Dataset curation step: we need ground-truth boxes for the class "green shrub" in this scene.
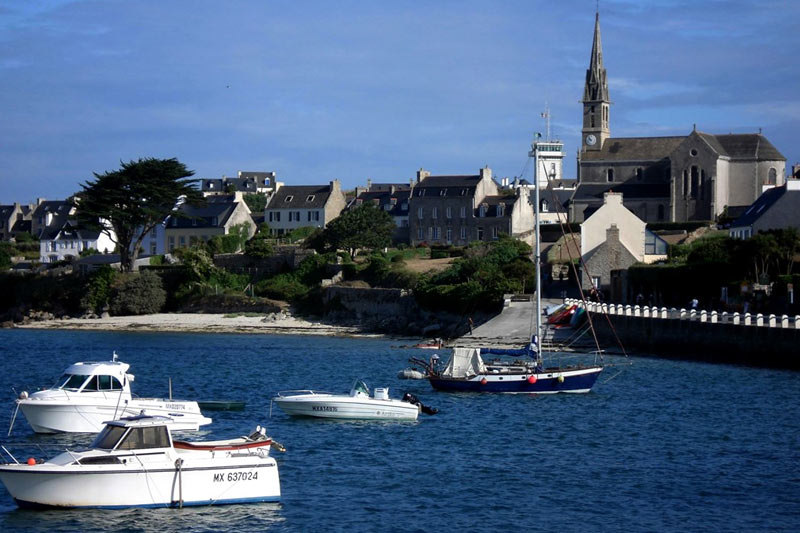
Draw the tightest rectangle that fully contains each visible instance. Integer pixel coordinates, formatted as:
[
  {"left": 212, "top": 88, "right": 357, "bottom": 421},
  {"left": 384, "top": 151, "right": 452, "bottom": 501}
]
[
  {"left": 109, "top": 270, "right": 166, "bottom": 315},
  {"left": 80, "top": 266, "right": 117, "bottom": 313}
]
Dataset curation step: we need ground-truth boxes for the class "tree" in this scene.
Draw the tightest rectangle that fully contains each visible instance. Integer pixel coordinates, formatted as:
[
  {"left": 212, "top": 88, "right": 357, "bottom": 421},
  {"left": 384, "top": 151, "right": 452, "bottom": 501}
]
[
  {"left": 319, "top": 204, "right": 395, "bottom": 258},
  {"left": 75, "top": 157, "right": 203, "bottom": 272},
  {"left": 245, "top": 223, "right": 274, "bottom": 258}
]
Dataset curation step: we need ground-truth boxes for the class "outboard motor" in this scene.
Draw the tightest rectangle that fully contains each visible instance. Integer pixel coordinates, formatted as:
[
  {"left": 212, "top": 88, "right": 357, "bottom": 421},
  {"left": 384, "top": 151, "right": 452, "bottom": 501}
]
[{"left": 401, "top": 392, "right": 438, "bottom": 415}]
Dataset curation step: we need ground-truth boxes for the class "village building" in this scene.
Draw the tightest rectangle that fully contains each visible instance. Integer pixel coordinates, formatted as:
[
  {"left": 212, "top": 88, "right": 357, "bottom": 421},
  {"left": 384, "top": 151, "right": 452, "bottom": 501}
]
[
  {"left": 349, "top": 179, "right": 413, "bottom": 244},
  {"left": 164, "top": 193, "right": 255, "bottom": 252},
  {"left": 729, "top": 180, "right": 800, "bottom": 239},
  {"left": 264, "top": 180, "right": 346, "bottom": 236}
]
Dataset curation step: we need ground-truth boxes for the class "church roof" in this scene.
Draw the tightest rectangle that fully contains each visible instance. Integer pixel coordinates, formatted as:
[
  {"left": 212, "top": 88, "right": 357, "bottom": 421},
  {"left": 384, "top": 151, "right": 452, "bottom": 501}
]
[
  {"left": 699, "top": 133, "right": 785, "bottom": 161},
  {"left": 582, "top": 136, "right": 685, "bottom": 162},
  {"left": 573, "top": 182, "right": 670, "bottom": 201}
]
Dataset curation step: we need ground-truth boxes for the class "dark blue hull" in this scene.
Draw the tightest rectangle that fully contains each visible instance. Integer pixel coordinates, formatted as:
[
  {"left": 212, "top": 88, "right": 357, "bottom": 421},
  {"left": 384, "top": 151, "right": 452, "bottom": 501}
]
[{"left": 429, "top": 366, "right": 602, "bottom": 394}]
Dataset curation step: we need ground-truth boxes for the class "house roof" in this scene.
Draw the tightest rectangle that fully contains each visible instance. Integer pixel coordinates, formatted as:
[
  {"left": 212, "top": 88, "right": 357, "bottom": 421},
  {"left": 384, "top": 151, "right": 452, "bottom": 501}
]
[
  {"left": 476, "top": 194, "right": 516, "bottom": 217},
  {"left": 169, "top": 199, "right": 238, "bottom": 229},
  {"left": 351, "top": 189, "right": 410, "bottom": 217},
  {"left": 268, "top": 185, "right": 333, "bottom": 209},
  {"left": 32, "top": 200, "right": 74, "bottom": 239},
  {"left": 730, "top": 183, "right": 800, "bottom": 229},
  {"left": 414, "top": 175, "right": 481, "bottom": 197},
  {"left": 582, "top": 136, "right": 685, "bottom": 162}
]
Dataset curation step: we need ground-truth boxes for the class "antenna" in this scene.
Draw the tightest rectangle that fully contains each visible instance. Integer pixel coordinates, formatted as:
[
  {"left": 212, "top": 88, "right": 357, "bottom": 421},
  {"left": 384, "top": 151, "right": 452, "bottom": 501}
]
[{"left": 540, "top": 104, "right": 551, "bottom": 141}]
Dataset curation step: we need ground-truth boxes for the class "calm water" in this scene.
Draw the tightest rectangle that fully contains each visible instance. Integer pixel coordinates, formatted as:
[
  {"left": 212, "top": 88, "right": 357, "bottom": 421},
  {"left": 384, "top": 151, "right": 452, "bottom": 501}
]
[{"left": 0, "top": 329, "right": 797, "bottom": 532}]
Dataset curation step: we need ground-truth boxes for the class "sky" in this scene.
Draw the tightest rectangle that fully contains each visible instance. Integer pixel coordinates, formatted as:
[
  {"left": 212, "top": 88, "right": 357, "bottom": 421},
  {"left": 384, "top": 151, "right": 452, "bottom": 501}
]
[{"left": 1, "top": 0, "right": 798, "bottom": 204}]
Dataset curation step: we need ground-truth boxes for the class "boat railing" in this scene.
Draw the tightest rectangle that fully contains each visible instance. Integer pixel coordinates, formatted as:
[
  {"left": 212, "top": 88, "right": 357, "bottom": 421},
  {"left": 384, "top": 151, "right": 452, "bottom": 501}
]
[{"left": 273, "top": 389, "right": 334, "bottom": 397}]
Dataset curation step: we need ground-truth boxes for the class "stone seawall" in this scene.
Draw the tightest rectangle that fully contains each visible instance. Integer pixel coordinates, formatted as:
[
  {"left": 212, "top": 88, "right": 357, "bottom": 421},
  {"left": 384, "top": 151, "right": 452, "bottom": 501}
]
[{"left": 570, "top": 299, "right": 800, "bottom": 369}]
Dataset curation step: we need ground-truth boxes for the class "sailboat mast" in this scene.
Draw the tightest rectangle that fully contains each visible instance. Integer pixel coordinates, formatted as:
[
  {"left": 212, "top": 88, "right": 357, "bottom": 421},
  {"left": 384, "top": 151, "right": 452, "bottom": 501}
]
[{"left": 528, "top": 139, "right": 541, "bottom": 353}]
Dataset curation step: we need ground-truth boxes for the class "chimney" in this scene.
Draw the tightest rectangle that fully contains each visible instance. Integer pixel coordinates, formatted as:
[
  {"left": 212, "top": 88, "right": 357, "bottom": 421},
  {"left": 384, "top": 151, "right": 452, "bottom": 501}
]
[
  {"left": 366, "top": 178, "right": 372, "bottom": 190},
  {"left": 330, "top": 179, "right": 341, "bottom": 194},
  {"left": 479, "top": 166, "right": 492, "bottom": 180},
  {"left": 607, "top": 224, "right": 621, "bottom": 266},
  {"left": 603, "top": 191, "right": 623, "bottom": 206},
  {"left": 416, "top": 168, "right": 431, "bottom": 183}
]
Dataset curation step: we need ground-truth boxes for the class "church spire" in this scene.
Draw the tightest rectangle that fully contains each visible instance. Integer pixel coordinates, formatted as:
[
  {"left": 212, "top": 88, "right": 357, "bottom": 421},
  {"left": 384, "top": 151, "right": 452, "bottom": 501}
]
[
  {"left": 583, "top": 12, "right": 608, "bottom": 102},
  {"left": 581, "top": 11, "right": 610, "bottom": 152}
]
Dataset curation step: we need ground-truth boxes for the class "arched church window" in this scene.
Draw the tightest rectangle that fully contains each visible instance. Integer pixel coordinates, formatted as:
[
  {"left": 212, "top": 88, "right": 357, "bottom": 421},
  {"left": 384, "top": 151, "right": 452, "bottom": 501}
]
[
  {"left": 607, "top": 169, "right": 614, "bottom": 182},
  {"left": 658, "top": 204, "right": 665, "bottom": 221},
  {"left": 767, "top": 168, "right": 777, "bottom": 185},
  {"left": 636, "top": 168, "right": 643, "bottom": 181}
]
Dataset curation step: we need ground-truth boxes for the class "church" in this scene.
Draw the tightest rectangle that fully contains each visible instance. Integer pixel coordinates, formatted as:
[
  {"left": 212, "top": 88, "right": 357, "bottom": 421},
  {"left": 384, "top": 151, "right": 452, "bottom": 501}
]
[{"left": 570, "top": 14, "right": 786, "bottom": 224}]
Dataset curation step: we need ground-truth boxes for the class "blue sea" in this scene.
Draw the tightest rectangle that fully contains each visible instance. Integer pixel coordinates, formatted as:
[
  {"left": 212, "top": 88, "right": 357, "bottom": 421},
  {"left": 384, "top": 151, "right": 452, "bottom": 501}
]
[{"left": 0, "top": 329, "right": 797, "bottom": 532}]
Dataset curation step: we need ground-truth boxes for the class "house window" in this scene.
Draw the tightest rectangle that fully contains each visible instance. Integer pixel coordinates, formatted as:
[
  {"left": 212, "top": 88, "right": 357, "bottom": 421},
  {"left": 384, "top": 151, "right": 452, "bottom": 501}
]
[
  {"left": 446, "top": 207, "right": 452, "bottom": 219},
  {"left": 306, "top": 195, "right": 315, "bottom": 202},
  {"left": 432, "top": 207, "right": 438, "bottom": 219},
  {"left": 428, "top": 227, "right": 433, "bottom": 240},
  {"left": 440, "top": 189, "right": 447, "bottom": 196},
  {"left": 542, "top": 200, "right": 549, "bottom": 213},
  {"left": 418, "top": 207, "right": 423, "bottom": 219},
  {"left": 315, "top": 211, "right": 320, "bottom": 222},
  {"left": 150, "top": 243, "right": 157, "bottom": 255},
  {"left": 460, "top": 189, "right": 467, "bottom": 196},
  {"left": 307, "top": 211, "right": 312, "bottom": 222},
  {"left": 418, "top": 189, "right": 426, "bottom": 197},
  {"left": 446, "top": 228, "right": 452, "bottom": 243},
  {"left": 433, "top": 227, "right": 441, "bottom": 240},
  {"left": 285, "top": 196, "right": 293, "bottom": 202},
  {"left": 460, "top": 227, "right": 466, "bottom": 240},
  {"left": 460, "top": 206, "right": 466, "bottom": 218},
  {"left": 492, "top": 227, "right": 499, "bottom": 240},
  {"left": 479, "top": 205, "right": 487, "bottom": 217},
  {"left": 275, "top": 212, "right": 281, "bottom": 222},
  {"left": 477, "top": 227, "right": 484, "bottom": 240},
  {"left": 607, "top": 169, "right": 614, "bottom": 182},
  {"left": 497, "top": 204, "right": 504, "bottom": 217},
  {"left": 179, "top": 236, "right": 186, "bottom": 247},
  {"left": 418, "top": 227, "right": 424, "bottom": 240},
  {"left": 636, "top": 168, "right": 643, "bottom": 180}
]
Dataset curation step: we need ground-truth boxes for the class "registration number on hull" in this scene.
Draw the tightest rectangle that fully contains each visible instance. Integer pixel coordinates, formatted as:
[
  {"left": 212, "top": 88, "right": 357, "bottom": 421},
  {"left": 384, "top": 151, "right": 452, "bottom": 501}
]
[{"left": 213, "top": 471, "right": 258, "bottom": 482}]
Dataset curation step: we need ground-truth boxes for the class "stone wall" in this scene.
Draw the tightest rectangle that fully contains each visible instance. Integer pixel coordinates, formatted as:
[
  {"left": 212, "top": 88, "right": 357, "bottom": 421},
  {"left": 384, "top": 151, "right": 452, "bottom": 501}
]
[
  {"left": 213, "top": 247, "right": 316, "bottom": 277},
  {"left": 565, "top": 298, "right": 800, "bottom": 369}
]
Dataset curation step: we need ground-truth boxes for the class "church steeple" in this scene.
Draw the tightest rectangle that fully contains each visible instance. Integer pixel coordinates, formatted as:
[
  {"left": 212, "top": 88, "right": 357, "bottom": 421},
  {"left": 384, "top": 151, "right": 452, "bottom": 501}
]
[{"left": 582, "top": 11, "right": 610, "bottom": 152}]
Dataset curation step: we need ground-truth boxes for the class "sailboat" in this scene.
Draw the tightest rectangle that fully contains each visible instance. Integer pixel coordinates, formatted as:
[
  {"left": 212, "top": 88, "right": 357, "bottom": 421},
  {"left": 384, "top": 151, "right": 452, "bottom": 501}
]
[{"left": 410, "top": 131, "right": 604, "bottom": 394}]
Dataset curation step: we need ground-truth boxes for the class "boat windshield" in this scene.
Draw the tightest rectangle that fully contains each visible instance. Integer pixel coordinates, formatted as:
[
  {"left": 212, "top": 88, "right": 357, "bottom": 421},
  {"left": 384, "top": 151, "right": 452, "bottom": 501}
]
[
  {"left": 81, "top": 375, "right": 123, "bottom": 392},
  {"left": 56, "top": 374, "right": 89, "bottom": 391},
  {"left": 350, "top": 380, "right": 369, "bottom": 396},
  {"left": 91, "top": 425, "right": 128, "bottom": 450}
]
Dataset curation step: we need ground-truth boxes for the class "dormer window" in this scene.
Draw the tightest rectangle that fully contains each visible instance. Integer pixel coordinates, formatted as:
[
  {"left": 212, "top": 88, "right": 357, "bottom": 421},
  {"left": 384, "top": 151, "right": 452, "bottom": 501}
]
[
  {"left": 418, "top": 189, "right": 426, "bottom": 197},
  {"left": 460, "top": 189, "right": 467, "bottom": 196},
  {"left": 285, "top": 196, "right": 293, "bottom": 202},
  {"left": 209, "top": 183, "right": 215, "bottom": 189},
  {"left": 542, "top": 200, "right": 549, "bottom": 213},
  {"left": 390, "top": 198, "right": 397, "bottom": 205},
  {"left": 479, "top": 204, "right": 487, "bottom": 217},
  {"left": 440, "top": 189, "right": 447, "bottom": 196},
  {"left": 306, "top": 195, "right": 315, "bottom": 202},
  {"left": 497, "top": 204, "right": 505, "bottom": 217}
]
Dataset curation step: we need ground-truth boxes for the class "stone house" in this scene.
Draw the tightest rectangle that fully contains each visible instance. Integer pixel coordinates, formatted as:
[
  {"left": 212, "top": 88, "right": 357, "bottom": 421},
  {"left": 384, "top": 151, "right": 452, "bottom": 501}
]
[
  {"left": 349, "top": 180, "right": 413, "bottom": 244},
  {"left": 164, "top": 193, "right": 256, "bottom": 252},
  {"left": 408, "top": 167, "right": 535, "bottom": 246},
  {"left": 729, "top": 180, "right": 800, "bottom": 239},
  {"left": 581, "top": 192, "right": 667, "bottom": 293},
  {"left": 264, "top": 180, "right": 346, "bottom": 236},
  {"left": 0, "top": 202, "right": 33, "bottom": 241}
]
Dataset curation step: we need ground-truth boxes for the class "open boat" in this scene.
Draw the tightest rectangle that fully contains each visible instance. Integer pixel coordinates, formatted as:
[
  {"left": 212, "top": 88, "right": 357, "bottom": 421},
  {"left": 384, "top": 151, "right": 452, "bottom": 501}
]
[
  {"left": 409, "top": 135, "right": 605, "bottom": 394},
  {"left": 11, "top": 353, "right": 212, "bottom": 434},
  {"left": 0, "top": 415, "right": 283, "bottom": 509},
  {"left": 272, "top": 380, "right": 435, "bottom": 420}
]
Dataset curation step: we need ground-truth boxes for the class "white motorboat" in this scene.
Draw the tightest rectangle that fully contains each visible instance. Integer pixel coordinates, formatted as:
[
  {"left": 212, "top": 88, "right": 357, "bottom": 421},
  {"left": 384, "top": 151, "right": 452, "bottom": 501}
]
[
  {"left": 0, "top": 415, "right": 283, "bottom": 509},
  {"left": 11, "top": 353, "right": 212, "bottom": 434},
  {"left": 273, "top": 380, "right": 433, "bottom": 421}
]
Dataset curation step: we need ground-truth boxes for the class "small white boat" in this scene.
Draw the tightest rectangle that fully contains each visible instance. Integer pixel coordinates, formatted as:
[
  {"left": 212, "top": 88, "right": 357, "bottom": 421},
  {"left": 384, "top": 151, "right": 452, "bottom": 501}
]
[
  {"left": 0, "top": 415, "right": 282, "bottom": 509},
  {"left": 11, "top": 353, "right": 212, "bottom": 434},
  {"left": 273, "top": 380, "right": 422, "bottom": 421}
]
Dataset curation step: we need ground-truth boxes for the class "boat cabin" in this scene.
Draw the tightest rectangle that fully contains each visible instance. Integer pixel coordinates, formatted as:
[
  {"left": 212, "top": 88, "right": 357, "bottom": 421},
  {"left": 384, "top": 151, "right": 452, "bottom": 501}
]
[
  {"left": 90, "top": 416, "right": 173, "bottom": 451},
  {"left": 53, "top": 360, "right": 133, "bottom": 394}
]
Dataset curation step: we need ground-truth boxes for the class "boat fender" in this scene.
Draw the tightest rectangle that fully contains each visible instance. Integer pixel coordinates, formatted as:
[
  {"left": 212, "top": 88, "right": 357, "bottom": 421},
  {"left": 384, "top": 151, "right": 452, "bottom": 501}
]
[
  {"left": 27, "top": 457, "right": 36, "bottom": 466},
  {"left": 527, "top": 375, "right": 537, "bottom": 384},
  {"left": 557, "top": 375, "right": 565, "bottom": 383},
  {"left": 18, "top": 391, "right": 28, "bottom": 400},
  {"left": 480, "top": 378, "right": 488, "bottom": 385}
]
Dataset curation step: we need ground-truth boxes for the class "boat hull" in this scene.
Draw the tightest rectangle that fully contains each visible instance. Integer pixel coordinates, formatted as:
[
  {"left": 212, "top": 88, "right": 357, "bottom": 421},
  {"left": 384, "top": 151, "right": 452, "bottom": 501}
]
[
  {"left": 274, "top": 395, "right": 419, "bottom": 420},
  {"left": 18, "top": 398, "right": 211, "bottom": 434},
  {"left": 0, "top": 457, "right": 280, "bottom": 509},
  {"left": 429, "top": 366, "right": 603, "bottom": 394}
]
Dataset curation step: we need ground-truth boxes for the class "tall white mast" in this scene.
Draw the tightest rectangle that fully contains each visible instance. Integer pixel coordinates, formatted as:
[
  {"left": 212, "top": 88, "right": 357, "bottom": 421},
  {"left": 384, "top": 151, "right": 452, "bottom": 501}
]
[{"left": 528, "top": 139, "right": 541, "bottom": 355}]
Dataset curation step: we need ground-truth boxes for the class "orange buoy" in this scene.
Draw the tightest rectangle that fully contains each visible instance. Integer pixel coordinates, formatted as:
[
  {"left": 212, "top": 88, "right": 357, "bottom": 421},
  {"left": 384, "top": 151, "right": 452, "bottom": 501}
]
[
  {"left": 527, "top": 375, "right": 537, "bottom": 384},
  {"left": 27, "top": 458, "right": 36, "bottom": 466},
  {"left": 480, "top": 378, "right": 488, "bottom": 385}
]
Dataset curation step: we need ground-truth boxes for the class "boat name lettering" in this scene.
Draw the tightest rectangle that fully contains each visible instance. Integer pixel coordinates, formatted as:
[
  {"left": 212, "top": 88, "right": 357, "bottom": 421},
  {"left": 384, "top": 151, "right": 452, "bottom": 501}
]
[
  {"left": 312, "top": 405, "right": 338, "bottom": 412},
  {"left": 213, "top": 471, "right": 258, "bottom": 482},
  {"left": 165, "top": 403, "right": 185, "bottom": 410}
]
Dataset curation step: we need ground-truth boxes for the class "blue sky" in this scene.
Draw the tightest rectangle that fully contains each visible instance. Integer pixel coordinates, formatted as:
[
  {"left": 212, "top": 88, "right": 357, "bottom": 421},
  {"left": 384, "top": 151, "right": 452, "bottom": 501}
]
[{"left": 1, "top": 0, "right": 798, "bottom": 203}]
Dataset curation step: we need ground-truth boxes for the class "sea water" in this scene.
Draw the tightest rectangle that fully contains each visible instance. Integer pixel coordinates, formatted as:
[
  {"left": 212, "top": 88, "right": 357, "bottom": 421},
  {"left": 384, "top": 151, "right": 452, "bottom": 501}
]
[{"left": 0, "top": 329, "right": 797, "bottom": 532}]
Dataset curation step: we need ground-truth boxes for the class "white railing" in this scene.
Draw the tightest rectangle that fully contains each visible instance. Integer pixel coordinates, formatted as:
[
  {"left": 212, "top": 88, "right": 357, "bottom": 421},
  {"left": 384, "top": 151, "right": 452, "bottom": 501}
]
[{"left": 563, "top": 298, "right": 798, "bottom": 329}]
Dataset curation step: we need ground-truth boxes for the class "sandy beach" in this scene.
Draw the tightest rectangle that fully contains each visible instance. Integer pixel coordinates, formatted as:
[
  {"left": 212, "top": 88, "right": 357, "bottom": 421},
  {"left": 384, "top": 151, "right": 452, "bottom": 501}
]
[{"left": 15, "top": 313, "right": 369, "bottom": 337}]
